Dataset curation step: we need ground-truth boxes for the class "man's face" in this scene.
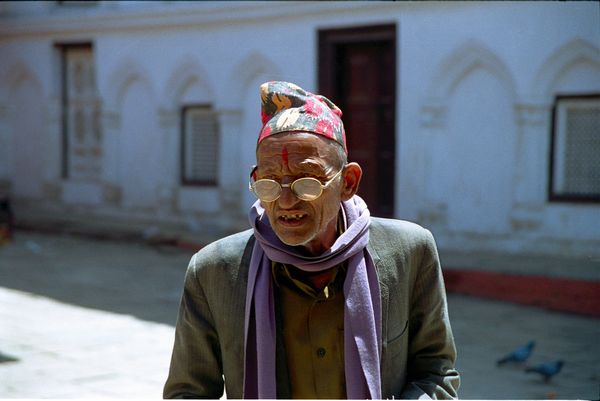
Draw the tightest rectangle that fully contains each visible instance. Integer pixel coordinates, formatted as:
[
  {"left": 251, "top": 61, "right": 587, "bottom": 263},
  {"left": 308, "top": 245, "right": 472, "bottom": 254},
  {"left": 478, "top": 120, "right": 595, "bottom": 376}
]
[{"left": 255, "top": 132, "right": 345, "bottom": 255}]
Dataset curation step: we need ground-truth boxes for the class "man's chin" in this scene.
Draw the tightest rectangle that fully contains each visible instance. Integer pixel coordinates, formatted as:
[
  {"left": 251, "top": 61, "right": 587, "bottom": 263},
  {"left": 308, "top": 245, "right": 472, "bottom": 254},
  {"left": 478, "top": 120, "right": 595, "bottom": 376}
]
[
  {"left": 274, "top": 230, "right": 313, "bottom": 248},
  {"left": 278, "top": 236, "right": 311, "bottom": 247}
]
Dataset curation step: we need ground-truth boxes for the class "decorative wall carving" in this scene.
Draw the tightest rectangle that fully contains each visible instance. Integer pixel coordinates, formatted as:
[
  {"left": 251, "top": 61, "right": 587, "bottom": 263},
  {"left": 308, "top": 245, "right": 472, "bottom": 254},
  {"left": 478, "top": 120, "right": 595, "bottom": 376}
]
[
  {"left": 105, "top": 58, "right": 154, "bottom": 111},
  {"left": 419, "top": 102, "right": 447, "bottom": 128},
  {"left": 514, "top": 103, "right": 549, "bottom": 127},
  {"left": 226, "top": 51, "right": 282, "bottom": 109},
  {"left": 421, "top": 41, "right": 517, "bottom": 130},
  {"left": 532, "top": 38, "right": 600, "bottom": 98},
  {"left": 163, "top": 56, "right": 214, "bottom": 109}
]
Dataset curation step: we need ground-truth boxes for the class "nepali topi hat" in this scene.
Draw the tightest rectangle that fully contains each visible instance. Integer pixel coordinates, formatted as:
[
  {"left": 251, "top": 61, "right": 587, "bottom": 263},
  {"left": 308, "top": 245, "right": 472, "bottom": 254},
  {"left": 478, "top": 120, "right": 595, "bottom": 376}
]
[{"left": 257, "top": 81, "right": 347, "bottom": 154}]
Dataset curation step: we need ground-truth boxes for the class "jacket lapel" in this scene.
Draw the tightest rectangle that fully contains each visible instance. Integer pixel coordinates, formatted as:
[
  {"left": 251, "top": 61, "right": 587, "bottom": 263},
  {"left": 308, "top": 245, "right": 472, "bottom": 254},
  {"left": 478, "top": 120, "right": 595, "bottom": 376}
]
[{"left": 367, "top": 241, "right": 390, "bottom": 357}]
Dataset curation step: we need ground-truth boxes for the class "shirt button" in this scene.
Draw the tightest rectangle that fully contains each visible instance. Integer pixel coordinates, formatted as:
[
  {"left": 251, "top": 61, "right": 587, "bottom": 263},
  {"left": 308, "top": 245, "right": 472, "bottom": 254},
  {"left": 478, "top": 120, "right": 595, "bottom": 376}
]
[{"left": 317, "top": 347, "right": 326, "bottom": 358}]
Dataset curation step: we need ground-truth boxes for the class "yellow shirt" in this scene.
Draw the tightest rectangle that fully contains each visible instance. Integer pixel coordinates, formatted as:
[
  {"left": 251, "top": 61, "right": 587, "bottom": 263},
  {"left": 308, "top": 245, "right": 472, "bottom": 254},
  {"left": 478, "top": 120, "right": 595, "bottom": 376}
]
[{"left": 273, "top": 262, "right": 347, "bottom": 399}]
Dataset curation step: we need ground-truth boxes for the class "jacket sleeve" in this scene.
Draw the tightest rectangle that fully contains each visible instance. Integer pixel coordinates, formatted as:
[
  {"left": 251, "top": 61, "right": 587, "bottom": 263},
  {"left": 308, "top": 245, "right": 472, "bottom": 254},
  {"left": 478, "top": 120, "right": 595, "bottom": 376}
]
[
  {"left": 400, "top": 229, "right": 460, "bottom": 399},
  {"left": 163, "top": 253, "right": 225, "bottom": 399}
]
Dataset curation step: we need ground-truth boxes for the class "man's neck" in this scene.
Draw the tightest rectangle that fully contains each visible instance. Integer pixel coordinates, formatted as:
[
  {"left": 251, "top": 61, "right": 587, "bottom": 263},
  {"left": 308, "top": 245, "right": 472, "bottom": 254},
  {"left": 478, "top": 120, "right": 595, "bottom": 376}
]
[
  {"left": 291, "top": 268, "right": 336, "bottom": 292},
  {"left": 298, "top": 209, "right": 346, "bottom": 256}
]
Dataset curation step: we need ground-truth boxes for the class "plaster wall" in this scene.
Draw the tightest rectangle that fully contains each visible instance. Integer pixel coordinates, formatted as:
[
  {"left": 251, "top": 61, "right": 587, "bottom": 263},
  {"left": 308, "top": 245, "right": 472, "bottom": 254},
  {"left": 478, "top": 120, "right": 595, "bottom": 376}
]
[{"left": 0, "top": 1, "right": 598, "bottom": 256}]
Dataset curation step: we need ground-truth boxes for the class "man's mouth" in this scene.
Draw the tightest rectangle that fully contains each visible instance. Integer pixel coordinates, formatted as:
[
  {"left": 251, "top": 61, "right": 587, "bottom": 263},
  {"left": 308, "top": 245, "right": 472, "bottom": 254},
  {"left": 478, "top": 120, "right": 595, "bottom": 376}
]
[
  {"left": 278, "top": 213, "right": 308, "bottom": 225},
  {"left": 280, "top": 213, "right": 305, "bottom": 221}
]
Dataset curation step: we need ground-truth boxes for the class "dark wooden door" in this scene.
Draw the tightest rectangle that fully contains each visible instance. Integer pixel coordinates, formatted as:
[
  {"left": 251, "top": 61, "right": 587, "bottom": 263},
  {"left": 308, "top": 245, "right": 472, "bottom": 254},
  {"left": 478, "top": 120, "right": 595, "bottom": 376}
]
[{"left": 319, "top": 25, "right": 396, "bottom": 217}]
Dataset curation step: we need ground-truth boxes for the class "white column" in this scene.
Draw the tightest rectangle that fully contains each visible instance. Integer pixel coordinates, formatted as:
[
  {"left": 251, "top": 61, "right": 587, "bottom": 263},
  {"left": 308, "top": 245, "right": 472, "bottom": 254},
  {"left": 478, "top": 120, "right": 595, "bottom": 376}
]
[
  {"left": 217, "top": 109, "right": 245, "bottom": 227},
  {"left": 417, "top": 100, "right": 449, "bottom": 228},
  {"left": 100, "top": 108, "right": 122, "bottom": 205},
  {"left": 157, "top": 107, "right": 179, "bottom": 214},
  {"left": 511, "top": 101, "right": 551, "bottom": 230},
  {"left": 41, "top": 96, "right": 63, "bottom": 202}
]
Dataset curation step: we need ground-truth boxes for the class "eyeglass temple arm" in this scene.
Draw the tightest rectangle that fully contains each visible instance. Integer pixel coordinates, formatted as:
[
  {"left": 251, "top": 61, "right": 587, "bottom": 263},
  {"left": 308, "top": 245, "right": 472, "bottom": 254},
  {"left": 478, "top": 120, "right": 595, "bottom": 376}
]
[{"left": 248, "top": 165, "right": 258, "bottom": 193}]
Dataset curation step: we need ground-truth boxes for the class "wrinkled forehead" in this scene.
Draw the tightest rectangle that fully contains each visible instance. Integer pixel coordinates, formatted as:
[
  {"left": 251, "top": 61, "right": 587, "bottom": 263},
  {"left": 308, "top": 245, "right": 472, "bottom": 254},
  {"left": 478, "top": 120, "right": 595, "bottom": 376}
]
[{"left": 256, "top": 132, "right": 340, "bottom": 166}]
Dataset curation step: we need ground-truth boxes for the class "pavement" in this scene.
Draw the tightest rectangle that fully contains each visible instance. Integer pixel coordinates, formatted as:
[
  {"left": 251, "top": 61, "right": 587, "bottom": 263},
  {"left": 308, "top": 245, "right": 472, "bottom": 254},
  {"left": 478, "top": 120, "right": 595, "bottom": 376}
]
[
  {"left": 1, "top": 229, "right": 599, "bottom": 399},
  {"left": 0, "top": 287, "right": 174, "bottom": 398}
]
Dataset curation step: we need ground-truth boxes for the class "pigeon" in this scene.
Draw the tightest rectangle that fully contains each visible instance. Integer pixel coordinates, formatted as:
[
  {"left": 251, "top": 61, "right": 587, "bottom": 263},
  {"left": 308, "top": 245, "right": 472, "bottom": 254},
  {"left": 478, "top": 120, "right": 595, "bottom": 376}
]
[
  {"left": 496, "top": 341, "right": 535, "bottom": 365},
  {"left": 526, "top": 360, "right": 564, "bottom": 382}
]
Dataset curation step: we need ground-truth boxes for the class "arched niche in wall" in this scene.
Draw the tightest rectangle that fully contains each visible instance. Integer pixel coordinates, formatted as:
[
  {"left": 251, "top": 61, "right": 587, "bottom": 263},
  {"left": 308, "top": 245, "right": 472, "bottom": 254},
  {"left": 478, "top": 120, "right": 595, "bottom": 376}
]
[
  {"left": 162, "top": 56, "right": 224, "bottom": 215},
  {"left": 106, "top": 59, "right": 160, "bottom": 210},
  {"left": 421, "top": 40, "right": 518, "bottom": 234},
  {"left": 163, "top": 56, "right": 214, "bottom": 109},
  {"left": 532, "top": 38, "right": 600, "bottom": 99},
  {"left": 422, "top": 40, "right": 518, "bottom": 127},
  {"left": 162, "top": 56, "right": 215, "bottom": 184},
  {"left": 1, "top": 61, "right": 46, "bottom": 199}
]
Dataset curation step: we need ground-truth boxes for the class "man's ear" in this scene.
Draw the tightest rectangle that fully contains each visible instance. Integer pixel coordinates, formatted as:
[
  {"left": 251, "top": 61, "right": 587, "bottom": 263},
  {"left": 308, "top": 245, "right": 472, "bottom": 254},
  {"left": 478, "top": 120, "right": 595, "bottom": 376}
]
[{"left": 340, "top": 162, "right": 362, "bottom": 201}]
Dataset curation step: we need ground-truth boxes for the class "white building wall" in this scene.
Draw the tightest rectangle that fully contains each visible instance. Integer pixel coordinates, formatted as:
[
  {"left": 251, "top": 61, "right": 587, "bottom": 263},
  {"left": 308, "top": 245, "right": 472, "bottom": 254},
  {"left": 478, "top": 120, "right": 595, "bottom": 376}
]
[{"left": 0, "top": 1, "right": 598, "bottom": 257}]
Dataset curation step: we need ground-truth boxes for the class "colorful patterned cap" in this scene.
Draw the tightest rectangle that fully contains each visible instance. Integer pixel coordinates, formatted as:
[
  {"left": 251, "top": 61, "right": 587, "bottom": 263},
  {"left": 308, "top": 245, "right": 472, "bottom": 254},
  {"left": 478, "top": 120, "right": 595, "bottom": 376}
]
[{"left": 257, "top": 81, "right": 347, "bottom": 154}]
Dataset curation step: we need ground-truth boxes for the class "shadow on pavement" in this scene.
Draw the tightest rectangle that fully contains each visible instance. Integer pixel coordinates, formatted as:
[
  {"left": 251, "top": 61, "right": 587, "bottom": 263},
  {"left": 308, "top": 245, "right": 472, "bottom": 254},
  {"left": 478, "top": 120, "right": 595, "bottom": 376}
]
[
  {"left": 0, "top": 231, "right": 195, "bottom": 326},
  {"left": 2, "top": 231, "right": 600, "bottom": 399}
]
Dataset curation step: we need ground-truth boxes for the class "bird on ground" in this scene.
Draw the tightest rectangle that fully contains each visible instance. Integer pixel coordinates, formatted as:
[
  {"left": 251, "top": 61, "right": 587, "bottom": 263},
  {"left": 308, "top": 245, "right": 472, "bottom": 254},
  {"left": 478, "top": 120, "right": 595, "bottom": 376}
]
[
  {"left": 496, "top": 341, "right": 535, "bottom": 365},
  {"left": 525, "top": 360, "right": 564, "bottom": 383}
]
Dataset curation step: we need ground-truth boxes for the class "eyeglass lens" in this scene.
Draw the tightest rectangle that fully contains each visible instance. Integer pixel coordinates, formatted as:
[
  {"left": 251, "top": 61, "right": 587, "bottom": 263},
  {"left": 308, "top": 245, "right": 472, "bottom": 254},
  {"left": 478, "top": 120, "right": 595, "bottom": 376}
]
[{"left": 253, "top": 177, "right": 323, "bottom": 202}]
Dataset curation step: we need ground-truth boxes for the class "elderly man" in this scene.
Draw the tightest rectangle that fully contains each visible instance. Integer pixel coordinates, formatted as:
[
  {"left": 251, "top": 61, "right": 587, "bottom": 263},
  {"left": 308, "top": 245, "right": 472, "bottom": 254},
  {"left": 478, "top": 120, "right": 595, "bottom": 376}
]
[{"left": 164, "top": 81, "right": 459, "bottom": 399}]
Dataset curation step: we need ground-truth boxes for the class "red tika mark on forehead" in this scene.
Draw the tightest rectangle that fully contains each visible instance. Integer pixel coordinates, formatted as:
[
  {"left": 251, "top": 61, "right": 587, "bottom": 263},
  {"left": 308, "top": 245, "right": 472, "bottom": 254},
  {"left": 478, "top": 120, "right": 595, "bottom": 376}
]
[{"left": 281, "top": 145, "right": 289, "bottom": 167}]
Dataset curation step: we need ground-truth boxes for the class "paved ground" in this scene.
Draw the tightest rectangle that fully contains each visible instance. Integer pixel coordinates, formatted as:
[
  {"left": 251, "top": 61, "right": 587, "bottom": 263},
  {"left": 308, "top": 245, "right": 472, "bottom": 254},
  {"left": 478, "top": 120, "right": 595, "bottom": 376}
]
[
  {"left": 0, "top": 287, "right": 174, "bottom": 398},
  {"left": 1, "top": 231, "right": 599, "bottom": 399}
]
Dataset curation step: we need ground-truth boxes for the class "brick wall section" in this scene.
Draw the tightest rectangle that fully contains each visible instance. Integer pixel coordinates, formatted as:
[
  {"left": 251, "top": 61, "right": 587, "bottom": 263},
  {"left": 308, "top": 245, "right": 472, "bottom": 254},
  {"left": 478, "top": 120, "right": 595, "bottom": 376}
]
[{"left": 443, "top": 269, "right": 600, "bottom": 318}]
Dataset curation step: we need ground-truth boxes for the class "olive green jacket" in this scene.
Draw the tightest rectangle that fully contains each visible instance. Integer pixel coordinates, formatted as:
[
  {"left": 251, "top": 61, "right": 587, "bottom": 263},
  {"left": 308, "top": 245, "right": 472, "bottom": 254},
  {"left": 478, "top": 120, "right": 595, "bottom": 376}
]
[{"left": 164, "top": 217, "right": 460, "bottom": 399}]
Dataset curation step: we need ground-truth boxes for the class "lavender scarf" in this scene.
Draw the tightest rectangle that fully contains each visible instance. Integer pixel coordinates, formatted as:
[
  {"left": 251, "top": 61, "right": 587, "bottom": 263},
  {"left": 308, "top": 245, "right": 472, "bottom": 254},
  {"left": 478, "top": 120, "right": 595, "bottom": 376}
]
[{"left": 243, "top": 195, "right": 382, "bottom": 399}]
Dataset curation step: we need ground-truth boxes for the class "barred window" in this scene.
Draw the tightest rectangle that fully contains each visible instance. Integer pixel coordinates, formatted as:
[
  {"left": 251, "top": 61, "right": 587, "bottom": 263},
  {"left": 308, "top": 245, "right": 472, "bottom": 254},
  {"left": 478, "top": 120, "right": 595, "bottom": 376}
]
[
  {"left": 549, "top": 94, "right": 600, "bottom": 202},
  {"left": 181, "top": 105, "right": 219, "bottom": 186}
]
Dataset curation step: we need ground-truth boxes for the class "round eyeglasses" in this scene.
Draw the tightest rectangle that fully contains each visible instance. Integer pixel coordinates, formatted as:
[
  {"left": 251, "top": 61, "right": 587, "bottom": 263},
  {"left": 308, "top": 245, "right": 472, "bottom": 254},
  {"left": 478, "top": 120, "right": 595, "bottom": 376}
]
[{"left": 249, "top": 166, "right": 345, "bottom": 202}]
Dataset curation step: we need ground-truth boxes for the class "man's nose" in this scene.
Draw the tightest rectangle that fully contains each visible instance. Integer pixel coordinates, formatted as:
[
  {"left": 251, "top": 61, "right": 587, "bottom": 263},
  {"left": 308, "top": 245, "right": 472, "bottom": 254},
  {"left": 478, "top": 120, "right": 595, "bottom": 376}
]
[{"left": 277, "top": 179, "right": 300, "bottom": 208}]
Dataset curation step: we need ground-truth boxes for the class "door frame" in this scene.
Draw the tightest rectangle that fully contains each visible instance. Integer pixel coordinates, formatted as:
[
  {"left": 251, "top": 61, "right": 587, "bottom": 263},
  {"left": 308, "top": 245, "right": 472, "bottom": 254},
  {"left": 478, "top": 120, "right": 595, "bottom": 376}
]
[
  {"left": 318, "top": 23, "right": 397, "bottom": 217},
  {"left": 318, "top": 24, "right": 396, "bottom": 97}
]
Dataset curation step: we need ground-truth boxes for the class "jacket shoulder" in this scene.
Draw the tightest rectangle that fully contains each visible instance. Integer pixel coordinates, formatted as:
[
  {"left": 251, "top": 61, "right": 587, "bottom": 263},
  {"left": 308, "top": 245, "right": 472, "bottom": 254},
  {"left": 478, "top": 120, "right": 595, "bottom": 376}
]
[
  {"left": 370, "top": 217, "right": 434, "bottom": 246},
  {"left": 188, "top": 229, "right": 254, "bottom": 278},
  {"left": 368, "top": 217, "right": 438, "bottom": 266}
]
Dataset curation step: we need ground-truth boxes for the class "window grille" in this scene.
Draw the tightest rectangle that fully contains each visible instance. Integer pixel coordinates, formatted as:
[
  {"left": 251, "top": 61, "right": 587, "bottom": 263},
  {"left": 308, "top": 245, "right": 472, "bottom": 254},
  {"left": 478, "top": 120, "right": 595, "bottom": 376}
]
[
  {"left": 550, "top": 94, "right": 600, "bottom": 202},
  {"left": 181, "top": 105, "right": 219, "bottom": 186}
]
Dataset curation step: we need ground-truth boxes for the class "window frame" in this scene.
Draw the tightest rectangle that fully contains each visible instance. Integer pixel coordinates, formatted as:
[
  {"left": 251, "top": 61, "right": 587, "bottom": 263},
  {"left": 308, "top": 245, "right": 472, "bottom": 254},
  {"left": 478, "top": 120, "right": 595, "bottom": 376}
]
[
  {"left": 548, "top": 93, "right": 600, "bottom": 203},
  {"left": 180, "top": 104, "right": 220, "bottom": 187}
]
